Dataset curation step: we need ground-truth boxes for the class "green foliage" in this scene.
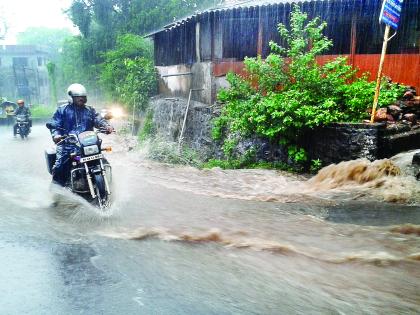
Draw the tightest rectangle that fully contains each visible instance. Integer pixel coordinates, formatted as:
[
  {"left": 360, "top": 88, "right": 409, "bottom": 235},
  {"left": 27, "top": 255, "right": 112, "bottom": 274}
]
[
  {"left": 46, "top": 62, "right": 58, "bottom": 106},
  {"left": 339, "top": 75, "right": 406, "bottom": 122},
  {"left": 214, "top": 5, "right": 405, "bottom": 167},
  {"left": 201, "top": 159, "right": 243, "bottom": 170},
  {"left": 202, "top": 159, "right": 297, "bottom": 172},
  {"left": 58, "top": 36, "right": 95, "bottom": 93},
  {"left": 287, "top": 145, "right": 308, "bottom": 164},
  {"left": 65, "top": 0, "right": 223, "bottom": 83},
  {"left": 100, "top": 34, "right": 156, "bottom": 110},
  {"left": 310, "top": 159, "right": 323, "bottom": 174},
  {"left": 59, "top": 0, "right": 225, "bottom": 107},
  {"left": 138, "top": 109, "right": 155, "bottom": 141},
  {"left": 115, "top": 57, "right": 157, "bottom": 112},
  {"left": 16, "top": 27, "right": 72, "bottom": 60},
  {"left": 30, "top": 105, "right": 55, "bottom": 119},
  {"left": 145, "top": 138, "right": 201, "bottom": 167}
]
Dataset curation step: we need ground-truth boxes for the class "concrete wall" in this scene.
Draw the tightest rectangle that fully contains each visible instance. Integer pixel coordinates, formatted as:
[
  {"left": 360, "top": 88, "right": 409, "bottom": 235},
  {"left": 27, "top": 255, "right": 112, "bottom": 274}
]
[{"left": 156, "top": 62, "right": 214, "bottom": 104}]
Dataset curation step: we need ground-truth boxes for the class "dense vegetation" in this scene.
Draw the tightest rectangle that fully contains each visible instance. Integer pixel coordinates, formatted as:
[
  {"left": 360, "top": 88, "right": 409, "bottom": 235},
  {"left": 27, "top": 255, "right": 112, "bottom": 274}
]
[
  {"left": 61, "top": 0, "right": 223, "bottom": 108},
  {"left": 16, "top": 0, "right": 224, "bottom": 111},
  {"left": 213, "top": 5, "right": 405, "bottom": 167}
]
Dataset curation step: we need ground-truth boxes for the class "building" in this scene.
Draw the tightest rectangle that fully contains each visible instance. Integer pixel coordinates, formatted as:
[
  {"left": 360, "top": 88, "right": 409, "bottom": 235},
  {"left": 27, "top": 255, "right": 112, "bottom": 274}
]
[
  {"left": 0, "top": 45, "right": 50, "bottom": 105},
  {"left": 148, "top": 0, "right": 420, "bottom": 104}
]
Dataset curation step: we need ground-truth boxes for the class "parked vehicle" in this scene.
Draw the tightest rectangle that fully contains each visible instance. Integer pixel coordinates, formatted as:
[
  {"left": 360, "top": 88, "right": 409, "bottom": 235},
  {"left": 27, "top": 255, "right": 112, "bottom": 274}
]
[
  {"left": 15, "top": 114, "right": 31, "bottom": 139},
  {"left": 45, "top": 123, "right": 113, "bottom": 210}
]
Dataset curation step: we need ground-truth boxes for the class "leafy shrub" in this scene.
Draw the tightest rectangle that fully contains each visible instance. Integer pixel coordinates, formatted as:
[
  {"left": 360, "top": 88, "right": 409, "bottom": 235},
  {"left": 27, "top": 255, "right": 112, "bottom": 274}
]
[
  {"left": 213, "top": 5, "right": 405, "bottom": 168},
  {"left": 31, "top": 105, "right": 55, "bottom": 118},
  {"left": 145, "top": 138, "right": 201, "bottom": 167},
  {"left": 138, "top": 109, "right": 155, "bottom": 141},
  {"left": 310, "top": 159, "right": 323, "bottom": 174},
  {"left": 99, "top": 34, "right": 157, "bottom": 111}
]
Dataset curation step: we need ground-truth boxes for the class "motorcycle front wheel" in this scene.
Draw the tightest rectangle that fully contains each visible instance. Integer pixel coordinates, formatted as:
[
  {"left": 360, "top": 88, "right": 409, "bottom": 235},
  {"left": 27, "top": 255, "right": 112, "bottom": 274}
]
[{"left": 93, "top": 173, "right": 110, "bottom": 210}]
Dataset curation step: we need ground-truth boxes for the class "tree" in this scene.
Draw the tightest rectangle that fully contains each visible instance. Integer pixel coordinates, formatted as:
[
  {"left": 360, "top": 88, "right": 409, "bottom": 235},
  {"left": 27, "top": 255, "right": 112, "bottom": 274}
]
[
  {"left": 0, "top": 4, "right": 8, "bottom": 40},
  {"left": 100, "top": 33, "right": 153, "bottom": 98},
  {"left": 100, "top": 34, "right": 156, "bottom": 110},
  {"left": 16, "top": 27, "right": 73, "bottom": 60},
  {"left": 62, "top": 0, "right": 225, "bottom": 105}
]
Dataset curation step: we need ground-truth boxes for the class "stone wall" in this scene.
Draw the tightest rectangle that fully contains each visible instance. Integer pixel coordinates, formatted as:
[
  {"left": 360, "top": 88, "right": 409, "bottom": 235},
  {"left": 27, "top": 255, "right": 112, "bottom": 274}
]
[
  {"left": 378, "top": 125, "right": 420, "bottom": 158},
  {"left": 151, "top": 97, "right": 216, "bottom": 158},
  {"left": 149, "top": 97, "right": 420, "bottom": 164},
  {"left": 301, "top": 123, "right": 383, "bottom": 165}
]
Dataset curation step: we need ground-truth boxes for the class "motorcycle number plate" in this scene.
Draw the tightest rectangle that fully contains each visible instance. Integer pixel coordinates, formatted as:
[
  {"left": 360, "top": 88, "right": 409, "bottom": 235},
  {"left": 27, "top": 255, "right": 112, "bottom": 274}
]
[{"left": 80, "top": 154, "right": 103, "bottom": 163}]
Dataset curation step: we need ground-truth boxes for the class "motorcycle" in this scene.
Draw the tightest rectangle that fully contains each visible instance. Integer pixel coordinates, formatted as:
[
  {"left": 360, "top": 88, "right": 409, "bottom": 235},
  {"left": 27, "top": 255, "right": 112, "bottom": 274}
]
[
  {"left": 15, "top": 114, "right": 31, "bottom": 139},
  {"left": 45, "top": 123, "right": 113, "bottom": 210}
]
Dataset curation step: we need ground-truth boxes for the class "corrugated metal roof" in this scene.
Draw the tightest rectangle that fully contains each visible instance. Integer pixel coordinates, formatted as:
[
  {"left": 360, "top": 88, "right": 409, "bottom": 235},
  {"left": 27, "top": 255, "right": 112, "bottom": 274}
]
[
  {"left": 218, "top": 0, "right": 296, "bottom": 8},
  {"left": 144, "top": 0, "right": 326, "bottom": 37}
]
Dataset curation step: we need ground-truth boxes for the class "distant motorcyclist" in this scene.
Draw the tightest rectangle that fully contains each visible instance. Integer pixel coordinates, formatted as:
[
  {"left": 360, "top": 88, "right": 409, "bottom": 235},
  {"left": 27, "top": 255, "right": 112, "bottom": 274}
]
[
  {"left": 48, "top": 83, "right": 113, "bottom": 186},
  {"left": 13, "top": 99, "right": 31, "bottom": 136}
]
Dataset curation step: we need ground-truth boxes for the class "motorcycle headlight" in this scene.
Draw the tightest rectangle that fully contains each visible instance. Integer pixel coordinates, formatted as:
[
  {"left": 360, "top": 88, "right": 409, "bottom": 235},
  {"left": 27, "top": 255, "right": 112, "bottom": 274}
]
[{"left": 83, "top": 145, "right": 99, "bottom": 156}]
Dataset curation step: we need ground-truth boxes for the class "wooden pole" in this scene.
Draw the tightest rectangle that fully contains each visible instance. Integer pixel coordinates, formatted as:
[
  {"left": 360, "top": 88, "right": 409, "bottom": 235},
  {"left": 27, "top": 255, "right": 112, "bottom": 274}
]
[
  {"left": 178, "top": 89, "right": 193, "bottom": 153},
  {"left": 196, "top": 22, "right": 201, "bottom": 63},
  {"left": 350, "top": 14, "right": 357, "bottom": 66},
  {"left": 370, "top": 25, "right": 391, "bottom": 123},
  {"left": 257, "top": 7, "right": 263, "bottom": 56},
  {"left": 178, "top": 88, "right": 204, "bottom": 153}
]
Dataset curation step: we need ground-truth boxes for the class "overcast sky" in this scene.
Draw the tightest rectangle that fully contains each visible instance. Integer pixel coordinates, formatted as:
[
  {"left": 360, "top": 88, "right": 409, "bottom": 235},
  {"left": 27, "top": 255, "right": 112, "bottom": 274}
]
[{"left": 1, "top": 0, "right": 77, "bottom": 44}]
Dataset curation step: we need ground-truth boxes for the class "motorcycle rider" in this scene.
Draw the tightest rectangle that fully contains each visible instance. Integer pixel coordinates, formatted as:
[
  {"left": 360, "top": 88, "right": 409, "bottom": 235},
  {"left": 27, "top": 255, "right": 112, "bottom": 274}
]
[
  {"left": 48, "top": 83, "right": 113, "bottom": 186},
  {"left": 13, "top": 99, "right": 31, "bottom": 136}
]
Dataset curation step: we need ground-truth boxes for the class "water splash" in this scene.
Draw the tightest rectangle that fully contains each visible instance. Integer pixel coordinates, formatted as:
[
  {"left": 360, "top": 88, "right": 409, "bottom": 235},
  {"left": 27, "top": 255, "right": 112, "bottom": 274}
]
[
  {"left": 100, "top": 226, "right": 420, "bottom": 266},
  {"left": 306, "top": 158, "right": 420, "bottom": 203}
]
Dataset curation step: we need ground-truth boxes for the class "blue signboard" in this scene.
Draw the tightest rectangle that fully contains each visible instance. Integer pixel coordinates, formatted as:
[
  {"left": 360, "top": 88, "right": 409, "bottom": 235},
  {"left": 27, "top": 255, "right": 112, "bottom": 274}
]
[{"left": 380, "top": 0, "right": 404, "bottom": 29}]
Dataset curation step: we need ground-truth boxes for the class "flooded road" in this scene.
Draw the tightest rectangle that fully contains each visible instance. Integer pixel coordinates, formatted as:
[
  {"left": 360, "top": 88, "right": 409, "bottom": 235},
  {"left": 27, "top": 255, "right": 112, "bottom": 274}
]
[{"left": 0, "top": 125, "right": 419, "bottom": 314}]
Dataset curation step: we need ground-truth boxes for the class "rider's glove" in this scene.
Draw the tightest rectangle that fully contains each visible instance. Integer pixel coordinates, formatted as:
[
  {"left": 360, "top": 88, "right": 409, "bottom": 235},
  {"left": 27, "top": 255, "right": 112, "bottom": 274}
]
[
  {"left": 53, "top": 135, "right": 63, "bottom": 144},
  {"left": 105, "top": 126, "right": 114, "bottom": 134}
]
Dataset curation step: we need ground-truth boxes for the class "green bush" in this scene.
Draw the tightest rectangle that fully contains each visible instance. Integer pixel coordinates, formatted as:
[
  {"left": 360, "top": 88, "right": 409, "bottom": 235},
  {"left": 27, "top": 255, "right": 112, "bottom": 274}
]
[
  {"left": 99, "top": 34, "right": 157, "bottom": 111},
  {"left": 145, "top": 138, "right": 201, "bottom": 167},
  {"left": 138, "top": 109, "right": 155, "bottom": 141},
  {"left": 213, "top": 5, "right": 405, "bottom": 168},
  {"left": 31, "top": 105, "right": 55, "bottom": 119}
]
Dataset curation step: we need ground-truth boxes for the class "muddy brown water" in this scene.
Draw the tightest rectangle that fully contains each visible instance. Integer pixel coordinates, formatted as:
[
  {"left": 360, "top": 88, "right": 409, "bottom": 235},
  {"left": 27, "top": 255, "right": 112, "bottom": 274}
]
[{"left": 0, "top": 125, "right": 419, "bottom": 314}]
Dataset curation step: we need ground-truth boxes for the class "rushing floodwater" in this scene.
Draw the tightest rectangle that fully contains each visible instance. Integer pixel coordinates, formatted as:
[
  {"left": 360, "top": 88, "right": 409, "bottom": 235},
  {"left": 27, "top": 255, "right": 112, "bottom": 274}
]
[{"left": 0, "top": 124, "right": 419, "bottom": 314}]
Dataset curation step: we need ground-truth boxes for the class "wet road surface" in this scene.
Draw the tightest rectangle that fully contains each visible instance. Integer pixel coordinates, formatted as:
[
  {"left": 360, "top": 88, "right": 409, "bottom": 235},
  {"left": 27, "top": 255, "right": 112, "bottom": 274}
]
[{"left": 0, "top": 125, "right": 419, "bottom": 314}]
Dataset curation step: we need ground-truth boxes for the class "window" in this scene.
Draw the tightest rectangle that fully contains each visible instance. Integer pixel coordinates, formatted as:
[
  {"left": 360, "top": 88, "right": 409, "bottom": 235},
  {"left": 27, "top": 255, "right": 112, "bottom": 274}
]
[{"left": 37, "top": 57, "right": 43, "bottom": 66}]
